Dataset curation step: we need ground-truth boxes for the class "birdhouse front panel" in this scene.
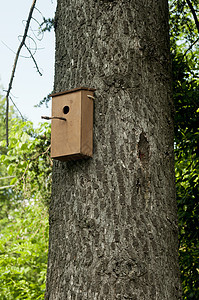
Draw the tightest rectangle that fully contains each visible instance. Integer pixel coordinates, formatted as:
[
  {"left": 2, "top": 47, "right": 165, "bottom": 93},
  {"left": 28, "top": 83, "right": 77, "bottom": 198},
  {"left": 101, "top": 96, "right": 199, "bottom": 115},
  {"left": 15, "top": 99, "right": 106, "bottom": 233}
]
[{"left": 50, "top": 87, "right": 95, "bottom": 161}]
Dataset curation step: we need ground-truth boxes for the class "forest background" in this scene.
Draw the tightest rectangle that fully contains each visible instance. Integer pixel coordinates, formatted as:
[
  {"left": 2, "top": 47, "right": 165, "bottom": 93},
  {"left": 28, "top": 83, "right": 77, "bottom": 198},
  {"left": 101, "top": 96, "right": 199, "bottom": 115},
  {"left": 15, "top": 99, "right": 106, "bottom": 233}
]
[{"left": 0, "top": 0, "right": 198, "bottom": 299}]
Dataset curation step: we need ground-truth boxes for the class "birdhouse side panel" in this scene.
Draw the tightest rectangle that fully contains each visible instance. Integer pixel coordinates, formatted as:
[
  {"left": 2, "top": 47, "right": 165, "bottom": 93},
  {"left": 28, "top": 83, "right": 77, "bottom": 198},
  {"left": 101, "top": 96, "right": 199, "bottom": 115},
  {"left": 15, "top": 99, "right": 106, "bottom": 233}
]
[{"left": 80, "top": 90, "right": 94, "bottom": 157}]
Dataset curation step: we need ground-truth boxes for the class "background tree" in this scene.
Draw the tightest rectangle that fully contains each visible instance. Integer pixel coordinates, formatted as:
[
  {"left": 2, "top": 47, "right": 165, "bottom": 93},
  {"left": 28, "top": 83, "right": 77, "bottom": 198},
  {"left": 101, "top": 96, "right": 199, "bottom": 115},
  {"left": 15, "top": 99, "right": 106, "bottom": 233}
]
[{"left": 45, "top": 0, "right": 181, "bottom": 299}]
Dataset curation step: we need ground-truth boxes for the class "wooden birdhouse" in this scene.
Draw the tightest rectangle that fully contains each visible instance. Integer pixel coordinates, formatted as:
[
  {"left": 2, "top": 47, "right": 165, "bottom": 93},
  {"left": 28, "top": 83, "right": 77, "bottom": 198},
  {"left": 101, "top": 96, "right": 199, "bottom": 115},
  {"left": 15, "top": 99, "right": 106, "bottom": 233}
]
[{"left": 49, "top": 87, "right": 95, "bottom": 161}]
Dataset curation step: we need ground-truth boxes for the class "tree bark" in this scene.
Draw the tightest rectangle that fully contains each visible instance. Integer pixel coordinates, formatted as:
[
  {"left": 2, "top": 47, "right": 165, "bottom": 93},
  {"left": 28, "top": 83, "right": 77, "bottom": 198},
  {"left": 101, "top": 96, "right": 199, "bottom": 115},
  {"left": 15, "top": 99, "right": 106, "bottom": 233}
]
[{"left": 45, "top": 0, "right": 182, "bottom": 299}]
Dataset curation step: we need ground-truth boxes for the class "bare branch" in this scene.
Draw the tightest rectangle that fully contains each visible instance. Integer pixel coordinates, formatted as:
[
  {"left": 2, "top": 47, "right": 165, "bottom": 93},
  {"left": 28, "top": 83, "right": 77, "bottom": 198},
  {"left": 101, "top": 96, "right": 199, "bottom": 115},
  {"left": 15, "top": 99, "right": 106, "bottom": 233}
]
[
  {"left": 18, "top": 34, "right": 38, "bottom": 56},
  {"left": 24, "top": 43, "right": 43, "bottom": 76},
  {"left": 6, "top": 0, "right": 37, "bottom": 146},
  {"left": 9, "top": 95, "right": 25, "bottom": 120},
  {"left": 186, "top": 0, "right": 199, "bottom": 34},
  {"left": 182, "top": 36, "right": 199, "bottom": 59},
  {"left": 2, "top": 39, "right": 37, "bottom": 59},
  {"left": 0, "top": 176, "right": 15, "bottom": 180},
  {"left": 0, "top": 185, "right": 15, "bottom": 190}
]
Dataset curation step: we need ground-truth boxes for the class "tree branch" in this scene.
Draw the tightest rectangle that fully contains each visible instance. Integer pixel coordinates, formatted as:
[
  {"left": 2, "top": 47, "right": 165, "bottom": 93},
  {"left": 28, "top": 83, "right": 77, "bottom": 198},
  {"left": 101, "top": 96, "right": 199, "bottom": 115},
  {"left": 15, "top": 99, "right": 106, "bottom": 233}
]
[
  {"left": 24, "top": 43, "right": 43, "bottom": 76},
  {"left": 186, "top": 0, "right": 199, "bottom": 34},
  {"left": 6, "top": 0, "right": 37, "bottom": 146},
  {"left": 0, "top": 185, "right": 15, "bottom": 190},
  {"left": 9, "top": 95, "right": 25, "bottom": 120},
  {"left": 182, "top": 36, "right": 199, "bottom": 58}
]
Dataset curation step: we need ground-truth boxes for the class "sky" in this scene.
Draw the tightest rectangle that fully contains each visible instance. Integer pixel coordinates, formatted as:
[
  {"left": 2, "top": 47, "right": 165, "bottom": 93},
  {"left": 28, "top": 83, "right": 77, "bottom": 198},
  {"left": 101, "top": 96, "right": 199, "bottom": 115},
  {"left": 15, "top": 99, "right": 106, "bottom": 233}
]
[{"left": 0, "top": 0, "right": 57, "bottom": 126}]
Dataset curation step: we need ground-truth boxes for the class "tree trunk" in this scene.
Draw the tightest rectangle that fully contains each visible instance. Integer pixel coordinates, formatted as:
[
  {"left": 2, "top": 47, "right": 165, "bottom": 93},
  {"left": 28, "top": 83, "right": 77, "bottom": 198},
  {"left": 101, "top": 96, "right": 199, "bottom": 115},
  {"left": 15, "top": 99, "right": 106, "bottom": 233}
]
[{"left": 45, "top": 0, "right": 182, "bottom": 299}]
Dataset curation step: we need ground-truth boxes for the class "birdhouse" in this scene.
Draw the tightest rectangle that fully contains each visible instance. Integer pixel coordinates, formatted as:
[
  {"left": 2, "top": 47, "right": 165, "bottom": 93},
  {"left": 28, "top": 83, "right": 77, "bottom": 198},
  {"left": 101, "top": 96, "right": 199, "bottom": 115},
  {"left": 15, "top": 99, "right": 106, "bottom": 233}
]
[{"left": 49, "top": 87, "right": 95, "bottom": 161}]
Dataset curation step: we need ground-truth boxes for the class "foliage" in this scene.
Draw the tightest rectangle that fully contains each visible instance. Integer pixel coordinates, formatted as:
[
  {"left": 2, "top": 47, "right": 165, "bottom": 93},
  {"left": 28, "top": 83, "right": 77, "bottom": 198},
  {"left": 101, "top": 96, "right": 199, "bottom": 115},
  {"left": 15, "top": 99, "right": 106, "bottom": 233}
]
[
  {"left": 0, "top": 92, "right": 51, "bottom": 299},
  {"left": 0, "top": 200, "right": 49, "bottom": 300},
  {"left": 40, "top": 17, "right": 55, "bottom": 33},
  {"left": 170, "top": 0, "right": 199, "bottom": 48},
  {"left": 0, "top": 119, "right": 52, "bottom": 206},
  {"left": 0, "top": 96, "right": 20, "bottom": 220},
  {"left": 34, "top": 92, "right": 52, "bottom": 108},
  {"left": 169, "top": 0, "right": 199, "bottom": 299}
]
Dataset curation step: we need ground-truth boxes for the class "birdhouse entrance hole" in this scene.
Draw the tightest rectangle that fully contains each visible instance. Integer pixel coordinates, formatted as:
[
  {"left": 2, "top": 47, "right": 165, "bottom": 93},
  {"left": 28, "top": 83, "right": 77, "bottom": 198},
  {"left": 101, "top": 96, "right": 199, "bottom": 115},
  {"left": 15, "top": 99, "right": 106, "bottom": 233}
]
[{"left": 63, "top": 106, "right": 70, "bottom": 114}]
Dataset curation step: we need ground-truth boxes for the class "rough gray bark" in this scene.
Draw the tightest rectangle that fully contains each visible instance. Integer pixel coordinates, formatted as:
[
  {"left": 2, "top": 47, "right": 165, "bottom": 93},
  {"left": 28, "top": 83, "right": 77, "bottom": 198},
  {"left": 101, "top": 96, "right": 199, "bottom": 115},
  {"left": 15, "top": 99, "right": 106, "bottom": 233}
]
[{"left": 45, "top": 0, "right": 182, "bottom": 299}]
